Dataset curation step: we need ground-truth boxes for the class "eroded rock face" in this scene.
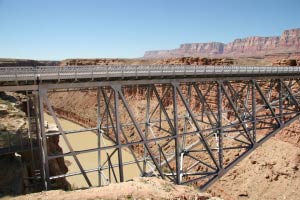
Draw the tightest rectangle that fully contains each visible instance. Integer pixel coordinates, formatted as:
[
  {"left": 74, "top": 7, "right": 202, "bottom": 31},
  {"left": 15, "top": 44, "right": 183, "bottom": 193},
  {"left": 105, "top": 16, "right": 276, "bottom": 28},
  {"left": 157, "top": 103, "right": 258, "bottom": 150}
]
[
  {"left": 177, "top": 42, "right": 225, "bottom": 56},
  {"left": 272, "top": 59, "right": 298, "bottom": 66},
  {"left": 144, "top": 28, "right": 300, "bottom": 58},
  {"left": 0, "top": 93, "right": 33, "bottom": 197},
  {"left": 47, "top": 135, "right": 71, "bottom": 190},
  {"left": 280, "top": 28, "right": 300, "bottom": 48},
  {"left": 224, "top": 36, "right": 280, "bottom": 56},
  {"left": 0, "top": 92, "right": 70, "bottom": 197},
  {"left": 144, "top": 43, "right": 226, "bottom": 58}
]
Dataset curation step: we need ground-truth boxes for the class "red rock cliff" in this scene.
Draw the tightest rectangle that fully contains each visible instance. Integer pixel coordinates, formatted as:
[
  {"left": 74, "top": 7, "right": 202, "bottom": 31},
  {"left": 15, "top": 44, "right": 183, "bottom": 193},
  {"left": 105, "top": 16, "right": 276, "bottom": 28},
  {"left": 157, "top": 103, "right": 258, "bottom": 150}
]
[{"left": 144, "top": 28, "right": 300, "bottom": 58}]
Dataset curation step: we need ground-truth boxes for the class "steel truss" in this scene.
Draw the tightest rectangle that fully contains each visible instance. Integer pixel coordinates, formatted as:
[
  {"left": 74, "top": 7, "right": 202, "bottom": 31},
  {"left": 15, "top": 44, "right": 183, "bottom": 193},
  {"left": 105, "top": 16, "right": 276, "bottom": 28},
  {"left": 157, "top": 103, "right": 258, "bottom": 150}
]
[{"left": 28, "top": 77, "right": 300, "bottom": 191}]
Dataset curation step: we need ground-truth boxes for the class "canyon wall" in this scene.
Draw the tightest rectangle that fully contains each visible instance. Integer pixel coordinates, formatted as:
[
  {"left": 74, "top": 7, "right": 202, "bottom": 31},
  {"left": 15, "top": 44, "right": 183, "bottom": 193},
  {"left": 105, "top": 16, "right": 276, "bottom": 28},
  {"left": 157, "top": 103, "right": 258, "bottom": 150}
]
[
  {"left": 144, "top": 28, "right": 300, "bottom": 59},
  {"left": 145, "top": 42, "right": 225, "bottom": 58}
]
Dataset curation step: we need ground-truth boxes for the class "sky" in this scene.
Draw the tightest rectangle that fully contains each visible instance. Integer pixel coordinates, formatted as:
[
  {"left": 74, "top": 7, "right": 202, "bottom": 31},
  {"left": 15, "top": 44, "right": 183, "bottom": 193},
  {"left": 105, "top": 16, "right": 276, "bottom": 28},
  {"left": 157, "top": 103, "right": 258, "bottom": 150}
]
[{"left": 0, "top": 0, "right": 299, "bottom": 60}]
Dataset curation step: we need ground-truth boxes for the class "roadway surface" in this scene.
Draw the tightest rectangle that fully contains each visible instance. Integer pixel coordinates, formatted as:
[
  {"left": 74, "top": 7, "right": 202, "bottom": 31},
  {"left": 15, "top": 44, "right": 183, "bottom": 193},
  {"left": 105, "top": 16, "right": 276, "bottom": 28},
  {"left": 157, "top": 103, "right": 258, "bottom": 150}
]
[{"left": 1, "top": 65, "right": 300, "bottom": 83}]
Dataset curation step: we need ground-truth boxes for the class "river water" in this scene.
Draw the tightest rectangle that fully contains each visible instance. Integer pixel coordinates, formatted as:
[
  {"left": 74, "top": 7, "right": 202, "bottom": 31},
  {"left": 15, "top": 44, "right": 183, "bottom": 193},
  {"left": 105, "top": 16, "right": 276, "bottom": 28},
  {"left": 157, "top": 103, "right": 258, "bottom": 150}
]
[{"left": 44, "top": 113, "right": 141, "bottom": 188}]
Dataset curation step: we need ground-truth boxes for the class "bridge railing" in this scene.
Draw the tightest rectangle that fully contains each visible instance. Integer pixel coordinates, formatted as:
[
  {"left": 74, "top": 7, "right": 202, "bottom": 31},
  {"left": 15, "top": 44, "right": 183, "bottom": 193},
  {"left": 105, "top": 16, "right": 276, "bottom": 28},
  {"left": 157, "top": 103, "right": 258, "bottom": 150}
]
[{"left": 0, "top": 65, "right": 300, "bottom": 82}]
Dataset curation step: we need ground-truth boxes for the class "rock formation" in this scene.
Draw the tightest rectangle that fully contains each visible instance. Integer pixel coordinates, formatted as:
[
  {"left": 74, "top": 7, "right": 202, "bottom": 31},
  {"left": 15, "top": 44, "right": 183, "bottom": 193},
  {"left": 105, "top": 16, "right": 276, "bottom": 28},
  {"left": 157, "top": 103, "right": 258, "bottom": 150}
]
[
  {"left": 144, "top": 28, "right": 300, "bottom": 59},
  {"left": 59, "top": 57, "right": 235, "bottom": 67},
  {"left": 272, "top": 59, "right": 298, "bottom": 66},
  {"left": 0, "top": 92, "right": 70, "bottom": 197},
  {"left": 47, "top": 135, "right": 71, "bottom": 190},
  {"left": 145, "top": 43, "right": 225, "bottom": 58},
  {"left": 152, "top": 57, "right": 234, "bottom": 65},
  {"left": 0, "top": 59, "right": 60, "bottom": 67}
]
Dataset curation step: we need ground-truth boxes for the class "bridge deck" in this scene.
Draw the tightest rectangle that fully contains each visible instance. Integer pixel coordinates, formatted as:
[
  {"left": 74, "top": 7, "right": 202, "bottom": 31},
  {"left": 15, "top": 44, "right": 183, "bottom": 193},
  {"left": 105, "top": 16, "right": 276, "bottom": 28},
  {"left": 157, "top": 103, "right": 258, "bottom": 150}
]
[{"left": 0, "top": 65, "right": 299, "bottom": 84}]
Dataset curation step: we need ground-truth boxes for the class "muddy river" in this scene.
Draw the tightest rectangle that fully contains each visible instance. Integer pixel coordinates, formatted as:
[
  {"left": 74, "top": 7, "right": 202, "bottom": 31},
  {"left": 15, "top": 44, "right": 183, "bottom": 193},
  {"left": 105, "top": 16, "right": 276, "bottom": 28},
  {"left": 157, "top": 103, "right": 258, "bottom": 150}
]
[{"left": 44, "top": 113, "right": 141, "bottom": 188}]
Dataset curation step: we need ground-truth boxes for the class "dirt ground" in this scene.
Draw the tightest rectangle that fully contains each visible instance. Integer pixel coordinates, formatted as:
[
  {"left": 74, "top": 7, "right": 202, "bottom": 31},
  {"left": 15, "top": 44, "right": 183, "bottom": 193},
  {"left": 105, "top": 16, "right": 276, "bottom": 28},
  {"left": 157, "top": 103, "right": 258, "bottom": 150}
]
[
  {"left": 208, "top": 137, "right": 300, "bottom": 200},
  {"left": 13, "top": 177, "right": 221, "bottom": 200}
]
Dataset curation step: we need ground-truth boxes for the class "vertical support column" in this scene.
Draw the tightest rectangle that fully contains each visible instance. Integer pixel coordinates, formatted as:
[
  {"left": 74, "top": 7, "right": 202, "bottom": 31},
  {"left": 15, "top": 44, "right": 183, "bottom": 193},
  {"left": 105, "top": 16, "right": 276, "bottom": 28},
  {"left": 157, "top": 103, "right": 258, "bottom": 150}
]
[
  {"left": 251, "top": 80, "right": 257, "bottom": 144},
  {"left": 26, "top": 91, "right": 32, "bottom": 151},
  {"left": 217, "top": 81, "right": 223, "bottom": 170},
  {"left": 143, "top": 85, "right": 150, "bottom": 175},
  {"left": 278, "top": 79, "right": 283, "bottom": 126},
  {"left": 172, "top": 82, "right": 181, "bottom": 184},
  {"left": 96, "top": 87, "right": 102, "bottom": 186},
  {"left": 112, "top": 85, "right": 124, "bottom": 182},
  {"left": 33, "top": 91, "right": 43, "bottom": 183},
  {"left": 182, "top": 84, "right": 191, "bottom": 150},
  {"left": 26, "top": 91, "right": 36, "bottom": 188},
  {"left": 38, "top": 88, "right": 50, "bottom": 190},
  {"left": 159, "top": 97, "right": 162, "bottom": 130}
]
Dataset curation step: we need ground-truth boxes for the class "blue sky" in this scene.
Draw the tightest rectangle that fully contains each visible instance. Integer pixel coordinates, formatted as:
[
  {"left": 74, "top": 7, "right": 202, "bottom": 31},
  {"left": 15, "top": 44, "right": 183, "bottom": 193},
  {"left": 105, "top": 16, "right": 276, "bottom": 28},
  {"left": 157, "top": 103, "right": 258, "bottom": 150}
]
[{"left": 0, "top": 0, "right": 299, "bottom": 60}]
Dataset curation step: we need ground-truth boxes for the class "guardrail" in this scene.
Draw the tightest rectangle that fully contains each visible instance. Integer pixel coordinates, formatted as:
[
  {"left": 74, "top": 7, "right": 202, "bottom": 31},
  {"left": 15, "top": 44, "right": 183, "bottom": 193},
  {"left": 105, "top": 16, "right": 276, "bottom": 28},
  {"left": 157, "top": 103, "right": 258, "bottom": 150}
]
[{"left": 0, "top": 65, "right": 300, "bottom": 82}]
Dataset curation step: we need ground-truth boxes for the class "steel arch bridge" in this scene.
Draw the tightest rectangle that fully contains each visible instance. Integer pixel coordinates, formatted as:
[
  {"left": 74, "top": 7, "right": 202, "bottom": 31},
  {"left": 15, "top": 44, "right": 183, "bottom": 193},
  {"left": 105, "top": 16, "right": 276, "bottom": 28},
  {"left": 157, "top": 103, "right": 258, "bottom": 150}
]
[{"left": 1, "top": 65, "right": 300, "bottom": 191}]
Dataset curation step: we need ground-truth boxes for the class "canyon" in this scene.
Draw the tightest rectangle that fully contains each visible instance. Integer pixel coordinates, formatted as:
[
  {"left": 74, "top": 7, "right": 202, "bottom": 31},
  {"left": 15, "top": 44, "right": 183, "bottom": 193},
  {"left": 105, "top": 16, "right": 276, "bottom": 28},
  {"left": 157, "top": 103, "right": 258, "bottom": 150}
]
[{"left": 1, "top": 28, "right": 300, "bottom": 199}]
